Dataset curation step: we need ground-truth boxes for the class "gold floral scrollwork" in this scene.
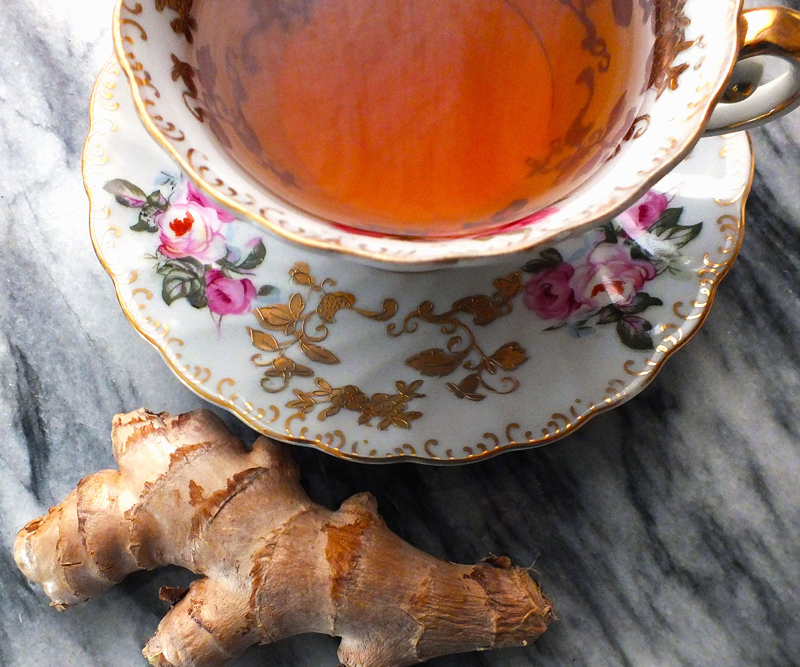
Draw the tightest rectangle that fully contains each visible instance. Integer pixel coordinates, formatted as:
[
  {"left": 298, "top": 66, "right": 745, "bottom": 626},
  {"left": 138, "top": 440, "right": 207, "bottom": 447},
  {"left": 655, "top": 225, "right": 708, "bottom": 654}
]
[
  {"left": 170, "top": 54, "right": 204, "bottom": 122},
  {"left": 389, "top": 272, "right": 528, "bottom": 401},
  {"left": 286, "top": 378, "right": 425, "bottom": 431},
  {"left": 249, "top": 262, "right": 397, "bottom": 394},
  {"left": 423, "top": 439, "right": 441, "bottom": 459},
  {"left": 121, "top": 2, "right": 147, "bottom": 40},
  {"left": 606, "top": 114, "right": 652, "bottom": 162},
  {"left": 649, "top": 0, "right": 694, "bottom": 97},
  {"left": 563, "top": 0, "right": 613, "bottom": 71},
  {"left": 155, "top": 0, "right": 197, "bottom": 42}
]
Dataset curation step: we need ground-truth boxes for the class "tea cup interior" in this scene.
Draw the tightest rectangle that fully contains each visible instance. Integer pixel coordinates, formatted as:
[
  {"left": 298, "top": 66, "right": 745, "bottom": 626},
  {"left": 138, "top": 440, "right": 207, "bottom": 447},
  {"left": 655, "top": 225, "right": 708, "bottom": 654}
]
[
  {"left": 114, "top": 0, "right": 744, "bottom": 269},
  {"left": 185, "top": 0, "right": 655, "bottom": 239}
]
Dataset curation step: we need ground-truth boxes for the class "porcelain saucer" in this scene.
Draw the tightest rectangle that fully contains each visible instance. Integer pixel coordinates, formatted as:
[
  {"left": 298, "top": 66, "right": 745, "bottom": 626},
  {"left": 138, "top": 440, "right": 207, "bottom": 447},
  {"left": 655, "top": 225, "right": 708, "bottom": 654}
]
[{"left": 84, "top": 59, "right": 753, "bottom": 463}]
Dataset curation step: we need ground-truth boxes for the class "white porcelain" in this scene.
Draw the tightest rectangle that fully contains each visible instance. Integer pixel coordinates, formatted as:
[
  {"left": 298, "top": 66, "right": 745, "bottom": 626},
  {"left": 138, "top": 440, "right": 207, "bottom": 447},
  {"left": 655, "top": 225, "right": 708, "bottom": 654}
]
[
  {"left": 85, "top": 59, "right": 753, "bottom": 463},
  {"left": 112, "top": 0, "right": 754, "bottom": 270},
  {"left": 705, "top": 8, "right": 800, "bottom": 134}
]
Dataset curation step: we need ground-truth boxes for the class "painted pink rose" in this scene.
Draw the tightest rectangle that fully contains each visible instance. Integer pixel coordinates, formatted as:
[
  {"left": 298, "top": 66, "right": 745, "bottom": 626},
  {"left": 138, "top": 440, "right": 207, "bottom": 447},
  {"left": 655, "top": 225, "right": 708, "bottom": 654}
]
[
  {"left": 205, "top": 269, "right": 256, "bottom": 315},
  {"left": 570, "top": 243, "right": 657, "bottom": 308},
  {"left": 523, "top": 263, "right": 581, "bottom": 321},
  {"left": 617, "top": 190, "right": 669, "bottom": 238},
  {"left": 156, "top": 181, "right": 235, "bottom": 261}
]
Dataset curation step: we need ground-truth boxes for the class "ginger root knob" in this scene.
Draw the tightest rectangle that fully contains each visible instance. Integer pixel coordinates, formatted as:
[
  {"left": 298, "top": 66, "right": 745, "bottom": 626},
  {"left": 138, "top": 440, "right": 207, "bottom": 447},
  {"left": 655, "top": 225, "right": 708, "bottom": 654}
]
[{"left": 15, "top": 409, "right": 553, "bottom": 667}]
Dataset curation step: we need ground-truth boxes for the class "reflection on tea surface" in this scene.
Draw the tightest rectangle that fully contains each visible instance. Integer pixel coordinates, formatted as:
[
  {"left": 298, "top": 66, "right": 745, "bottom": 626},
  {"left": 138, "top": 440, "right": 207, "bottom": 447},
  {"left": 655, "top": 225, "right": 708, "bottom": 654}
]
[{"left": 190, "top": 0, "right": 654, "bottom": 237}]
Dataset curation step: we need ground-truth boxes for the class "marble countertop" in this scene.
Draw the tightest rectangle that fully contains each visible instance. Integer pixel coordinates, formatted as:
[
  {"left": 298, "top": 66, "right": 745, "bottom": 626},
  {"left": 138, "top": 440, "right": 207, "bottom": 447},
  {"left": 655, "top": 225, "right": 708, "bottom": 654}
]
[{"left": 1, "top": 1, "right": 799, "bottom": 666}]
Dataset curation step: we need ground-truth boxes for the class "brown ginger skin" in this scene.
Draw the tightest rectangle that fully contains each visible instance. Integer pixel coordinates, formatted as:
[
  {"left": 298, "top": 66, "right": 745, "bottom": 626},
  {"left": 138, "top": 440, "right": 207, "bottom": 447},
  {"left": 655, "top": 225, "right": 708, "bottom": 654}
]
[{"left": 14, "top": 409, "right": 552, "bottom": 667}]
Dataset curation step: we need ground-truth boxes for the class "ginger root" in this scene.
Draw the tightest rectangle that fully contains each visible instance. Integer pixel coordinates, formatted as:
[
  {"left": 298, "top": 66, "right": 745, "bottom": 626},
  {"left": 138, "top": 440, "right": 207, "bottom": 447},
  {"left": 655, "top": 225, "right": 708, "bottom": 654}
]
[{"left": 15, "top": 409, "right": 552, "bottom": 667}]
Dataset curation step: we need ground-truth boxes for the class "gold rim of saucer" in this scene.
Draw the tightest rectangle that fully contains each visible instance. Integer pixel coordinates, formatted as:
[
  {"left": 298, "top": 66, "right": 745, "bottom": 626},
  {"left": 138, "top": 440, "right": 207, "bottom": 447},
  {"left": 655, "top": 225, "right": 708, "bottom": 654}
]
[
  {"left": 84, "top": 57, "right": 754, "bottom": 464},
  {"left": 111, "top": 0, "right": 747, "bottom": 268}
]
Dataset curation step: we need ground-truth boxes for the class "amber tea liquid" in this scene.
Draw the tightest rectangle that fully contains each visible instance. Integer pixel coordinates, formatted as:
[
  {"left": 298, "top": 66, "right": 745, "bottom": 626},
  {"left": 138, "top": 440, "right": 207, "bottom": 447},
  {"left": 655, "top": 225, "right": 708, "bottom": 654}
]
[{"left": 191, "top": 0, "right": 652, "bottom": 237}]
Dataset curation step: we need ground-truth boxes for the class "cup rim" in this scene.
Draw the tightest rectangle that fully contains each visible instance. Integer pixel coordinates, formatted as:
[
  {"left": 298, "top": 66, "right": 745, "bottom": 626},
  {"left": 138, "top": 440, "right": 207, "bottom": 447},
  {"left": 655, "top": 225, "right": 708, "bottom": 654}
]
[{"left": 112, "top": 0, "right": 746, "bottom": 269}]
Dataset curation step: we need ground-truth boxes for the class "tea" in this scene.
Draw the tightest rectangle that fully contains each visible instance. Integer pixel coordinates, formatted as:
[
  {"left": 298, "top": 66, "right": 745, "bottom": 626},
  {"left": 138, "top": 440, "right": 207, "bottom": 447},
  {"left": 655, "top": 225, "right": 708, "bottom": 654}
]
[{"left": 190, "top": 0, "right": 652, "bottom": 237}]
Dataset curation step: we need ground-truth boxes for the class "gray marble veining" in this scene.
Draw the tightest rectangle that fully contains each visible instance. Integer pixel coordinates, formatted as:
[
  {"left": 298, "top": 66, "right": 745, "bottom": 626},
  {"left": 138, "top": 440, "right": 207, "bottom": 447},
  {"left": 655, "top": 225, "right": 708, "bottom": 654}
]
[{"left": 1, "top": 1, "right": 799, "bottom": 666}]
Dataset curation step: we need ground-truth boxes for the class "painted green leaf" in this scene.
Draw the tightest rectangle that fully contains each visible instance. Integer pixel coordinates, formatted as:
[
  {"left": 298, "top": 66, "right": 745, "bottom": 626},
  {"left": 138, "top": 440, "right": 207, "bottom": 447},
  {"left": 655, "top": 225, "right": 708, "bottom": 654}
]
[
  {"left": 158, "top": 258, "right": 207, "bottom": 307},
  {"left": 619, "top": 292, "right": 663, "bottom": 315},
  {"left": 157, "top": 257, "right": 205, "bottom": 277},
  {"left": 147, "top": 190, "right": 168, "bottom": 208},
  {"left": 663, "top": 222, "right": 703, "bottom": 249},
  {"left": 602, "top": 222, "right": 619, "bottom": 244},
  {"left": 649, "top": 207, "right": 684, "bottom": 235},
  {"left": 597, "top": 305, "right": 623, "bottom": 324},
  {"left": 186, "top": 287, "right": 208, "bottom": 309},
  {"left": 645, "top": 206, "right": 702, "bottom": 250},
  {"left": 521, "top": 248, "right": 564, "bottom": 274},
  {"left": 162, "top": 269, "right": 205, "bottom": 307},
  {"left": 616, "top": 316, "right": 655, "bottom": 350},
  {"left": 131, "top": 205, "right": 160, "bottom": 233},
  {"left": 237, "top": 239, "right": 267, "bottom": 271},
  {"left": 629, "top": 242, "right": 654, "bottom": 262},
  {"left": 103, "top": 179, "right": 148, "bottom": 208}
]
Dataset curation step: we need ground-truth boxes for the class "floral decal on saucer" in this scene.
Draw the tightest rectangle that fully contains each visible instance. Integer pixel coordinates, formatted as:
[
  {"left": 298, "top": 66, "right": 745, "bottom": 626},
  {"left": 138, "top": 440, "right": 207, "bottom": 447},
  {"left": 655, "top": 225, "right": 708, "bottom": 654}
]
[
  {"left": 103, "top": 175, "right": 275, "bottom": 327},
  {"left": 87, "top": 57, "right": 751, "bottom": 461},
  {"left": 522, "top": 191, "right": 702, "bottom": 350}
]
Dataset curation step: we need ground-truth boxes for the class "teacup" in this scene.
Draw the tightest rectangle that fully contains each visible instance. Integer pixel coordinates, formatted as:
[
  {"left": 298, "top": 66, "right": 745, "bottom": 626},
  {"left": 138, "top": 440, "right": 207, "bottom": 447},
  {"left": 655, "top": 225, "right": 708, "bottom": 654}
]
[{"left": 113, "top": 0, "right": 800, "bottom": 271}]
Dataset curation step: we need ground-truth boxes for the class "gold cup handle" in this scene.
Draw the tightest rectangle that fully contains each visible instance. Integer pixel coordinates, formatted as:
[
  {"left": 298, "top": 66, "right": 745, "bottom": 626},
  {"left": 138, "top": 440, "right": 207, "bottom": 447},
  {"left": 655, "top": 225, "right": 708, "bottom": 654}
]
[{"left": 705, "top": 6, "right": 800, "bottom": 135}]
